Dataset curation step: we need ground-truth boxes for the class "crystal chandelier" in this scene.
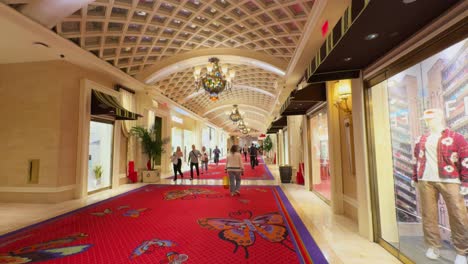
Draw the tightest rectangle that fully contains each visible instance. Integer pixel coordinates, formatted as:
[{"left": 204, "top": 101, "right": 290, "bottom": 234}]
[
  {"left": 237, "top": 119, "right": 246, "bottom": 129},
  {"left": 241, "top": 127, "right": 251, "bottom": 134},
  {"left": 193, "top": 57, "right": 235, "bottom": 102},
  {"left": 229, "top": 105, "right": 242, "bottom": 123}
]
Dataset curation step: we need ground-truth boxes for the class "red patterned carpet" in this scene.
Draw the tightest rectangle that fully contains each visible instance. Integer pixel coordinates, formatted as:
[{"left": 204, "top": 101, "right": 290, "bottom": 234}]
[
  {"left": 0, "top": 185, "right": 327, "bottom": 264},
  {"left": 168, "top": 157, "right": 274, "bottom": 180}
]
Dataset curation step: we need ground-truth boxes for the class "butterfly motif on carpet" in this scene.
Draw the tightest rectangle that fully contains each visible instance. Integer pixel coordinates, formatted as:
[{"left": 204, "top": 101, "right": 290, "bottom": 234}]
[
  {"left": 90, "top": 208, "right": 112, "bottom": 217},
  {"left": 159, "top": 251, "right": 189, "bottom": 264},
  {"left": 0, "top": 233, "right": 92, "bottom": 263},
  {"left": 123, "top": 208, "right": 148, "bottom": 218},
  {"left": 130, "top": 239, "right": 176, "bottom": 259},
  {"left": 198, "top": 210, "right": 295, "bottom": 259},
  {"left": 164, "top": 188, "right": 222, "bottom": 200}
]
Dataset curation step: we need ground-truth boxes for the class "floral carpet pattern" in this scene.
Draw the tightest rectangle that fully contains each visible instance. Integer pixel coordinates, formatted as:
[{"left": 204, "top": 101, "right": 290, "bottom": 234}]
[{"left": 0, "top": 185, "right": 327, "bottom": 263}]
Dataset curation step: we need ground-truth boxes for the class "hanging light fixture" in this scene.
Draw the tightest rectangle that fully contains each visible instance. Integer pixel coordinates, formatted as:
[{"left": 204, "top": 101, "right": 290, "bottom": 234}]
[
  {"left": 229, "top": 105, "right": 242, "bottom": 123},
  {"left": 193, "top": 57, "right": 235, "bottom": 101},
  {"left": 237, "top": 119, "right": 246, "bottom": 129}
]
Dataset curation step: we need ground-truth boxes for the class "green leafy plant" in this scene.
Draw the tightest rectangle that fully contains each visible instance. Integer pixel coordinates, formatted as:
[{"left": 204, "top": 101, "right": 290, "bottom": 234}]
[
  {"left": 93, "top": 165, "right": 103, "bottom": 180},
  {"left": 264, "top": 135, "right": 273, "bottom": 154},
  {"left": 131, "top": 124, "right": 170, "bottom": 170}
]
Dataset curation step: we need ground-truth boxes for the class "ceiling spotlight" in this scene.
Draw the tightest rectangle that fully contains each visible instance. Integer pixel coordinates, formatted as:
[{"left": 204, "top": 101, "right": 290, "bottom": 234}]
[
  {"left": 211, "top": 8, "right": 217, "bottom": 13},
  {"left": 124, "top": 47, "right": 131, "bottom": 51},
  {"left": 136, "top": 11, "right": 147, "bottom": 16},
  {"left": 344, "top": 57, "right": 352, "bottom": 62},
  {"left": 364, "top": 33, "right": 379, "bottom": 40}
]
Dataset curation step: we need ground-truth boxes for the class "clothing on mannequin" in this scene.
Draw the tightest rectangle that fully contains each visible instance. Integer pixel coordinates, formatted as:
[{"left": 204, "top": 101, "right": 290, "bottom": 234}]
[{"left": 412, "top": 109, "right": 468, "bottom": 263}]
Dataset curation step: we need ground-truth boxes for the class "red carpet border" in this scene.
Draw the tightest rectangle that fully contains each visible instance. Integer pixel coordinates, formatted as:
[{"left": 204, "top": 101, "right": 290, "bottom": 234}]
[{"left": 0, "top": 185, "right": 328, "bottom": 264}]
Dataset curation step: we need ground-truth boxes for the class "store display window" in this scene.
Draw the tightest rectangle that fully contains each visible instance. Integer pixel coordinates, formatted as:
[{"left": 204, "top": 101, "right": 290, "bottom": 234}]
[
  {"left": 309, "top": 108, "right": 330, "bottom": 201},
  {"left": 368, "top": 39, "right": 467, "bottom": 263}
]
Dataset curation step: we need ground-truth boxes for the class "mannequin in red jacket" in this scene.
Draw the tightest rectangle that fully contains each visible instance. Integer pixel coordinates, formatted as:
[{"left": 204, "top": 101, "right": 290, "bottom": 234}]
[{"left": 412, "top": 109, "right": 468, "bottom": 264}]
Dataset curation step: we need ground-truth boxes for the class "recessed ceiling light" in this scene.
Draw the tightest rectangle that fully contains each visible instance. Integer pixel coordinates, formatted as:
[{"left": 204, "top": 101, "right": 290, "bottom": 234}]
[
  {"left": 190, "top": 24, "right": 196, "bottom": 28},
  {"left": 402, "top": 0, "right": 417, "bottom": 3},
  {"left": 210, "top": 8, "right": 217, "bottom": 13},
  {"left": 124, "top": 47, "right": 131, "bottom": 51},
  {"left": 365, "top": 33, "right": 379, "bottom": 40},
  {"left": 344, "top": 57, "right": 352, "bottom": 62},
  {"left": 136, "top": 11, "right": 146, "bottom": 16}
]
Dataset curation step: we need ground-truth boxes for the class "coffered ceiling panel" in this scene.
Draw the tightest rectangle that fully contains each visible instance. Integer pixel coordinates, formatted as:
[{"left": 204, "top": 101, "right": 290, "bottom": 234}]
[{"left": 52, "top": 0, "right": 315, "bottom": 76}]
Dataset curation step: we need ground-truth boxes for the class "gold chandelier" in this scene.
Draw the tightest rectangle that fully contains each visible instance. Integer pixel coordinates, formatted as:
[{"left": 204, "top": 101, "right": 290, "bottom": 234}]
[
  {"left": 229, "top": 105, "right": 242, "bottom": 123},
  {"left": 193, "top": 57, "right": 235, "bottom": 102}
]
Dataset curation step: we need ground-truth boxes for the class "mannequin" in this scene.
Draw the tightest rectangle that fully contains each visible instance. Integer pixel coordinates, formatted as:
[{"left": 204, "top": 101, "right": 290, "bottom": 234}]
[{"left": 412, "top": 109, "right": 468, "bottom": 264}]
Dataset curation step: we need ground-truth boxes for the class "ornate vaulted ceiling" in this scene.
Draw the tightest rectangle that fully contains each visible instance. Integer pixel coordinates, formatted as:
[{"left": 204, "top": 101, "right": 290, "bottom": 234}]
[{"left": 4, "top": 0, "right": 319, "bottom": 134}]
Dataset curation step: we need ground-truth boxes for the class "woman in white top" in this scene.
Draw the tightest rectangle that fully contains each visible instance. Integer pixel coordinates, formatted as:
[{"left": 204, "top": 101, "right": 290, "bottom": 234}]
[
  {"left": 201, "top": 146, "right": 209, "bottom": 174},
  {"left": 225, "top": 145, "right": 244, "bottom": 196}
]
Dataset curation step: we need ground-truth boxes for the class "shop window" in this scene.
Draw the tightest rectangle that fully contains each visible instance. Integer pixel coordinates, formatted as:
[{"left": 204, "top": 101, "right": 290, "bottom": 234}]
[
  {"left": 309, "top": 108, "right": 330, "bottom": 201},
  {"left": 368, "top": 38, "right": 468, "bottom": 263}
]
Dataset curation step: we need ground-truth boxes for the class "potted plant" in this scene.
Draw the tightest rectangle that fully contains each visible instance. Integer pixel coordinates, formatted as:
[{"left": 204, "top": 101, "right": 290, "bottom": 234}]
[
  {"left": 93, "top": 165, "right": 103, "bottom": 186},
  {"left": 131, "top": 124, "right": 170, "bottom": 183},
  {"left": 263, "top": 135, "right": 273, "bottom": 161}
]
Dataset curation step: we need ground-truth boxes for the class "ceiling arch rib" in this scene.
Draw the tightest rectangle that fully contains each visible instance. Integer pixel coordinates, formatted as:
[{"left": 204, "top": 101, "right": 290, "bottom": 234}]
[
  {"left": 203, "top": 104, "right": 269, "bottom": 117},
  {"left": 181, "top": 84, "right": 275, "bottom": 104},
  {"left": 209, "top": 109, "right": 267, "bottom": 122},
  {"left": 220, "top": 118, "right": 267, "bottom": 129},
  {"left": 143, "top": 54, "right": 285, "bottom": 83},
  {"left": 153, "top": 64, "right": 280, "bottom": 102}
]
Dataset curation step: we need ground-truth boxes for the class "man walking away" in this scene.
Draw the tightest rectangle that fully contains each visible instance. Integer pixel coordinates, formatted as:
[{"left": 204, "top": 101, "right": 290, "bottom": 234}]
[
  {"left": 213, "top": 146, "right": 221, "bottom": 166},
  {"left": 188, "top": 145, "right": 201, "bottom": 180},
  {"left": 249, "top": 143, "right": 257, "bottom": 169}
]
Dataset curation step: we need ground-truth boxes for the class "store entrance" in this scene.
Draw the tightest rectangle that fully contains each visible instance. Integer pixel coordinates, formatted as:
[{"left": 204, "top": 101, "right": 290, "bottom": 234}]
[
  {"left": 88, "top": 119, "right": 114, "bottom": 193},
  {"left": 308, "top": 108, "right": 331, "bottom": 202}
]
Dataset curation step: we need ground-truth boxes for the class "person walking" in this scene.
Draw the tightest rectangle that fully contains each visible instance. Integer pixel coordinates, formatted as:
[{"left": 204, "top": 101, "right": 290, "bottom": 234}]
[
  {"left": 188, "top": 145, "right": 201, "bottom": 180},
  {"left": 201, "top": 146, "right": 209, "bottom": 174},
  {"left": 249, "top": 143, "right": 258, "bottom": 169},
  {"left": 173, "top": 146, "right": 184, "bottom": 180},
  {"left": 242, "top": 144, "right": 248, "bottom": 162},
  {"left": 225, "top": 145, "right": 244, "bottom": 196},
  {"left": 213, "top": 146, "right": 221, "bottom": 166}
]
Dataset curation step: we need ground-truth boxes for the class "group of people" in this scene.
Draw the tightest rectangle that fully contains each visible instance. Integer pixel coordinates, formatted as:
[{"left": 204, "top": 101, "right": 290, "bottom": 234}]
[
  {"left": 170, "top": 143, "right": 261, "bottom": 197},
  {"left": 170, "top": 145, "right": 221, "bottom": 181}
]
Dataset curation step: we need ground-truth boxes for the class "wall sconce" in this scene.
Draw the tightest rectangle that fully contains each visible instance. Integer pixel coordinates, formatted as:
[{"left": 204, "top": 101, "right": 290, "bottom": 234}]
[{"left": 334, "top": 80, "right": 352, "bottom": 114}]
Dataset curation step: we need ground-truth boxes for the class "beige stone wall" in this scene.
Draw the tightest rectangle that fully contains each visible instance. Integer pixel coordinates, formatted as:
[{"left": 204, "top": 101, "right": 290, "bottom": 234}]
[{"left": 0, "top": 60, "right": 116, "bottom": 202}]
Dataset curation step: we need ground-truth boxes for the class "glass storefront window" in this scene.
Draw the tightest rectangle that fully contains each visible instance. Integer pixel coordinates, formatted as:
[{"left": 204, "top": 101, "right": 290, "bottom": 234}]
[
  {"left": 369, "top": 39, "right": 468, "bottom": 263},
  {"left": 171, "top": 127, "right": 183, "bottom": 154},
  {"left": 88, "top": 121, "right": 113, "bottom": 193},
  {"left": 309, "top": 109, "right": 331, "bottom": 201}
]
